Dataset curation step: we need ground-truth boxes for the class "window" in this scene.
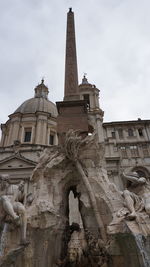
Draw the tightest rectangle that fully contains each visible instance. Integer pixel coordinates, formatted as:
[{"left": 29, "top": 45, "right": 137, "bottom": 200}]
[
  {"left": 113, "top": 146, "right": 118, "bottom": 152},
  {"left": 49, "top": 134, "right": 54, "bottom": 145},
  {"left": 130, "top": 145, "right": 139, "bottom": 157},
  {"left": 138, "top": 128, "right": 143, "bottom": 137},
  {"left": 142, "top": 144, "right": 149, "bottom": 157},
  {"left": 118, "top": 128, "right": 123, "bottom": 138},
  {"left": 120, "top": 146, "right": 127, "bottom": 158},
  {"left": 24, "top": 128, "right": 32, "bottom": 142},
  {"left": 111, "top": 131, "right": 116, "bottom": 138},
  {"left": 83, "top": 94, "right": 90, "bottom": 109},
  {"left": 128, "top": 128, "right": 134, "bottom": 137}
]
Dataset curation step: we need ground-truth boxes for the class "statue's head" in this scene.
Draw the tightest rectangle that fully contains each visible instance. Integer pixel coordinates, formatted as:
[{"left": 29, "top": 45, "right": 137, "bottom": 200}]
[
  {"left": 0, "top": 174, "right": 10, "bottom": 188},
  {"left": 68, "top": 248, "right": 78, "bottom": 262},
  {"left": 18, "top": 180, "right": 25, "bottom": 191},
  {"left": 44, "top": 148, "right": 49, "bottom": 154},
  {"left": 138, "top": 177, "right": 146, "bottom": 184}
]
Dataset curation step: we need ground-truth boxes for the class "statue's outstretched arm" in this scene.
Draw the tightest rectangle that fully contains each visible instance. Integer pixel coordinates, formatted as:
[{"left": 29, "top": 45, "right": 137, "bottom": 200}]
[{"left": 122, "top": 172, "right": 139, "bottom": 184}]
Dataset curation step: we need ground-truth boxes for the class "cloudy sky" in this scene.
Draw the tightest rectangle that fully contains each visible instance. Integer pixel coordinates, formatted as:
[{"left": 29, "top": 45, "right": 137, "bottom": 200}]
[{"left": 0, "top": 0, "right": 150, "bottom": 126}]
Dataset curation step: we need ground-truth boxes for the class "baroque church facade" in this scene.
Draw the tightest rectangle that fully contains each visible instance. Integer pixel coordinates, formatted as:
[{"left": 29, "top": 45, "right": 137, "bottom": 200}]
[{"left": 0, "top": 8, "right": 150, "bottom": 190}]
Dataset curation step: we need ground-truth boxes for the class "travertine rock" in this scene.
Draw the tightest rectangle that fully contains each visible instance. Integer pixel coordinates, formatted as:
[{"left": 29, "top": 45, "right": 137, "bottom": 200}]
[{"left": 0, "top": 131, "right": 150, "bottom": 266}]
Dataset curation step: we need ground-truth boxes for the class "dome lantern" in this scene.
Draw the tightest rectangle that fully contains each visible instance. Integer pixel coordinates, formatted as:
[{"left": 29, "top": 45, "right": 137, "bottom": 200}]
[{"left": 34, "top": 79, "right": 49, "bottom": 99}]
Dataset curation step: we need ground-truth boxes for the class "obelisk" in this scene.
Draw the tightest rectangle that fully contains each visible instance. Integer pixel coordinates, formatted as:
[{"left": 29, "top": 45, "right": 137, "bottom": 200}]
[
  {"left": 64, "top": 8, "right": 79, "bottom": 100},
  {"left": 56, "top": 9, "right": 88, "bottom": 143}
]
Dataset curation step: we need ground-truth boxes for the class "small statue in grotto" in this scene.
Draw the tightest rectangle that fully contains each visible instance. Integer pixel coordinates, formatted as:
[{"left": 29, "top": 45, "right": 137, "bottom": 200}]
[{"left": 0, "top": 174, "right": 27, "bottom": 244}]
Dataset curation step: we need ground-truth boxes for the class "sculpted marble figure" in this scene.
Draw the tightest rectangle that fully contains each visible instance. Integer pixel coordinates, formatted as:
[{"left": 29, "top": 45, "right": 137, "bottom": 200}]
[
  {"left": 0, "top": 174, "right": 27, "bottom": 244},
  {"left": 122, "top": 171, "right": 150, "bottom": 219}
]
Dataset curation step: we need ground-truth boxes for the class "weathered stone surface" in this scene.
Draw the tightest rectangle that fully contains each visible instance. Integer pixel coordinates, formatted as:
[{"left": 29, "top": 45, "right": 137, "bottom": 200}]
[{"left": 0, "top": 131, "right": 150, "bottom": 267}]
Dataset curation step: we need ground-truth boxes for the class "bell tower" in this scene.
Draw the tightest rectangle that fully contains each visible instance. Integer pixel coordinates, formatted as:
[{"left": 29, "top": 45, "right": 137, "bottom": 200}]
[{"left": 79, "top": 75, "right": 104, "bottom": 143}]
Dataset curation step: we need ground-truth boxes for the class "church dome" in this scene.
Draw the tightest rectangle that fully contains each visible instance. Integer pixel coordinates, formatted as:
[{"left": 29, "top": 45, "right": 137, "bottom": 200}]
[
  {"left": 14, "top": 80, "right": 58, "bottom": 117},
  {"left": 14, "top": 97, "right": 57, "bottom": 117}
]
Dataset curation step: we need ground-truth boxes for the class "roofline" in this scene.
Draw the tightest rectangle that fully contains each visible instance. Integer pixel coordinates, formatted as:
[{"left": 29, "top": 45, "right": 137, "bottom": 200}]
[
  {"left": 8, "top": 110, "right": 57, "bottom": 120},
  {"left": 103, "top": 119, "right": 150, "bottom": 126},
  {"left": 0, "top": 154, "right": 37, "bottom": 166}
]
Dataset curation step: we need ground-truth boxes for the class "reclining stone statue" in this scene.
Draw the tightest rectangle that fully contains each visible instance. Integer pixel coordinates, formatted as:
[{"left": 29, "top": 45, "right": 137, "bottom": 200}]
[
  {"left": 0, "top": 174, "right": 27, "bottom": 244},
  {"left": 122, "top": 171, "right": 150, "bottom": 219}
]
